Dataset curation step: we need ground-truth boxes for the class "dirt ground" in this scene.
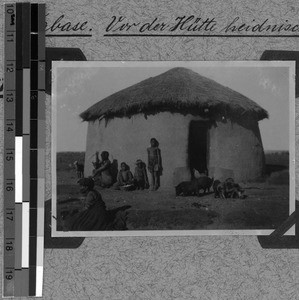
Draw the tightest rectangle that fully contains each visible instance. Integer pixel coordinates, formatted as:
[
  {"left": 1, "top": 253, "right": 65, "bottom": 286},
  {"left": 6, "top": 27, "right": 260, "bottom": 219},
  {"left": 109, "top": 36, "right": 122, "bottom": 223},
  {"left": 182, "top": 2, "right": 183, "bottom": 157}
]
[{"left": 56, "top": 170, "right": 290, "bottom": 231}]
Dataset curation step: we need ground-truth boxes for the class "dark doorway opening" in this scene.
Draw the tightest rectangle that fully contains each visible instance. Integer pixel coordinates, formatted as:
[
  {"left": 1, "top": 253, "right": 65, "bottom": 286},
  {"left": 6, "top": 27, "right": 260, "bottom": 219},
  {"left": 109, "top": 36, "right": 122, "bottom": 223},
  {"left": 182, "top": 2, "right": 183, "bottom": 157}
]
[{"left": 188, "top": 121, "right": 208, "bottom": 178}]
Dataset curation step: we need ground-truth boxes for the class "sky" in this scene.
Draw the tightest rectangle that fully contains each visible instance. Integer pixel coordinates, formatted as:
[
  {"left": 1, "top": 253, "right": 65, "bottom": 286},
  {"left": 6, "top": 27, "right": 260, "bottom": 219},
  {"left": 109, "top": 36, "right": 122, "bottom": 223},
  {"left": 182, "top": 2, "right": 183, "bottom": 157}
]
[{"left": 53, "top": 61, "right": 292, "bottom": 152}]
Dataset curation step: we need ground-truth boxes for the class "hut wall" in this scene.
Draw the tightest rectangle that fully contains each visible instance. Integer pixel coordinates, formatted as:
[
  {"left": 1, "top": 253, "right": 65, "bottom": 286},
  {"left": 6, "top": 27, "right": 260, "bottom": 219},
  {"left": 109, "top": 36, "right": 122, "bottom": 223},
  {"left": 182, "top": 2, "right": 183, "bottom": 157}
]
[
  {"left": 208, "top": 119, "right": 265, "bottom": 181},
  {"left": 84, "top": 112, "right": 206, "bottom": 188},
  {"left": 84, "top": 113, "right": 265, "bottom": 187}
]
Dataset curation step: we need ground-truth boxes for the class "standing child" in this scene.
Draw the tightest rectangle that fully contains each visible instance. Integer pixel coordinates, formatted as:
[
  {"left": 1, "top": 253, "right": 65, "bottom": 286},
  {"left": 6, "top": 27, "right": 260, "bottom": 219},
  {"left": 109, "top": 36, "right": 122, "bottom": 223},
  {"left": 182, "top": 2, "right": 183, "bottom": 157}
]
[
  {"left": 134, "top": 159, "right": 149, "bottom": 190},
  {"left": 147, "top": 138, "right": 162, "bottom": 191}
]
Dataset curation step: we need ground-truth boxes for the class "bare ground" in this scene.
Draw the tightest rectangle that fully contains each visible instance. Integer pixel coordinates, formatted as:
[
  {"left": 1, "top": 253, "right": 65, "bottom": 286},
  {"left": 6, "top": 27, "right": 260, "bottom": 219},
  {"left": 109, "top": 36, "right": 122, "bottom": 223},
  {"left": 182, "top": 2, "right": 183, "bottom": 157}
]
[{"left": 56, "top": 170, "right": 289, "bottom": 231}]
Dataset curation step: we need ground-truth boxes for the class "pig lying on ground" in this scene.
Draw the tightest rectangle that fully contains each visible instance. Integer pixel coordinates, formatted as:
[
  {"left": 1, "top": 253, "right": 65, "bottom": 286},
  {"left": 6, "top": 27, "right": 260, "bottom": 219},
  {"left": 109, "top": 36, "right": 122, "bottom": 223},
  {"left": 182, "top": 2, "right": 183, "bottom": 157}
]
[
  {"left": 175, "top": 180, "right": 200, "bottom": 196},
  {"left": 213, "top": 178, "right": 245, "bottom": 199},
  {"left": 198, "top": 176, "right": 214, "bottom": 194},
  {"left": 175, "top": 176, "right": 214, "bottom": 196}
]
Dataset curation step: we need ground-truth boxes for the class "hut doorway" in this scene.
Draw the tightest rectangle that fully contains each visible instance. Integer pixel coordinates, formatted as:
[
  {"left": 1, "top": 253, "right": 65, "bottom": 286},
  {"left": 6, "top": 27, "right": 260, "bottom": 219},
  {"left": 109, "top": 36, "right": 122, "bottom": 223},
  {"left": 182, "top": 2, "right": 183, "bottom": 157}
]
[{"left": 188, "top": 120, "right": 208, "bottom": 178}]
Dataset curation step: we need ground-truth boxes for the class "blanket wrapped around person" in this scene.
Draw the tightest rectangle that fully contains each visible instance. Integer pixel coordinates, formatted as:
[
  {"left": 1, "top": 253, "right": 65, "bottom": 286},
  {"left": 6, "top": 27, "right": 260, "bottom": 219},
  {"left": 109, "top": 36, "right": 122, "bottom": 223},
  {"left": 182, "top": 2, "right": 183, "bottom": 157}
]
[{"left": 65, "top": 178, "right": 127, "bottom": 231}]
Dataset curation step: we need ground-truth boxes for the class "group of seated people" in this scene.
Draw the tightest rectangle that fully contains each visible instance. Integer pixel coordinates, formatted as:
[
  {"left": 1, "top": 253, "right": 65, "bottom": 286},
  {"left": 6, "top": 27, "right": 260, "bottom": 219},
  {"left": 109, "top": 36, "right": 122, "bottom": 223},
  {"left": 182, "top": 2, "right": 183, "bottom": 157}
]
[{"left": 92, "top": 151, "right": 149, "bottom": 191}]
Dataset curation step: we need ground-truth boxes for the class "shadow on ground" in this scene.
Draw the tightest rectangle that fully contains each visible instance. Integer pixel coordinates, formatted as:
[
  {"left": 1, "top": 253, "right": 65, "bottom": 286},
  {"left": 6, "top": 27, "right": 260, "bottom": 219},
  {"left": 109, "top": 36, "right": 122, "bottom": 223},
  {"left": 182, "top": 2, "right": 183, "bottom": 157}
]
[
  {"left": 127, "top": 208, "right": 218, "bottom": 230},
  {"left": 44, "top": 199, "right": 85, "bottom": 248}
]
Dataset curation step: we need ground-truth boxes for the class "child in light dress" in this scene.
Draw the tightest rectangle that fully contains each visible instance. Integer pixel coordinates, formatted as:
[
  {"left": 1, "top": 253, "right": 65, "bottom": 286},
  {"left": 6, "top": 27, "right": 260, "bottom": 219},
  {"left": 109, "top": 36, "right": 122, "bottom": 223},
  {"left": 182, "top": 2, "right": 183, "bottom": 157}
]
[{"left": 113, "top": 162, "right": 134, "bottom": 190}]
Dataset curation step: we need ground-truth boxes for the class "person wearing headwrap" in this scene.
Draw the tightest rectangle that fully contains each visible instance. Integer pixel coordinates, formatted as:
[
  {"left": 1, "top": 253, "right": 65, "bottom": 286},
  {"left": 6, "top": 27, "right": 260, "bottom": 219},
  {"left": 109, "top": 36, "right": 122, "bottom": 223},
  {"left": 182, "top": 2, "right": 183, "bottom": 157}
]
[
  {"left": 68, "top": 177, "right": 127, "bottom": 231},
  {"left": 70, "top": 177, "right": 110, "bottom": 230}
]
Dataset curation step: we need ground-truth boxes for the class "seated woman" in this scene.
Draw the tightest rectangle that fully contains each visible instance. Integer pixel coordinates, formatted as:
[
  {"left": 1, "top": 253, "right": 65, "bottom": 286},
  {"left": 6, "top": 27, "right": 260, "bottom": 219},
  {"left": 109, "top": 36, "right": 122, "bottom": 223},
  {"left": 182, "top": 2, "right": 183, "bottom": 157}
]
[
  {"left": 113, "top": 162, "right": 134, "bottom": 190},
  {"left": 92, "top": 151, "right": 113, "bottom": 187},
  {"left": 67, "top": 177, "right": 127, "bottom": 231},
  {"left": 134, "top": 159, "right": 149, "bottom": 190},
  {"left": 69, "top": 177, "right": 111, "bottom": 231}
]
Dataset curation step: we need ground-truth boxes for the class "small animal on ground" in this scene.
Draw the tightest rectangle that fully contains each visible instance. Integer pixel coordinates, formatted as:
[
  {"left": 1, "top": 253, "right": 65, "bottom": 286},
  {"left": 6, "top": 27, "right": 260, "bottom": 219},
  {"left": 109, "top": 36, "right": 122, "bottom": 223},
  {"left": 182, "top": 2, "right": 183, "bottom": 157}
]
[
  {"left": 175, "top": 176, "right": 213, "bottom": 196},
  {"left": 224, "top": 178, "right": 245, "bottom": 198},
  {"left": 196, "top": 176, "right": 214, "bottom": 194},
  {"left": 175, "top": 180, "right": 200, "bottom": 196},
  {"left": 213, "top": 180, "right": 226, "bottom": 199},
  {"left": 227, "top": 183, "right": 245, "bottom": 199},
  {"left": 74, "top": 161, "right": 84, "bottom": 178},
  {"left": 213, "top": 178, "right": 245, "bottom": 199}
]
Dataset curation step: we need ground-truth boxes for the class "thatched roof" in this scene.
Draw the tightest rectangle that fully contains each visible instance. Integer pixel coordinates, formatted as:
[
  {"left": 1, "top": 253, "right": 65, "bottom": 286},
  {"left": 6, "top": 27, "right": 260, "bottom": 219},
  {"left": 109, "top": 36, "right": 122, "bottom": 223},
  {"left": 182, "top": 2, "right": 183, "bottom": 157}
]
[{"left": 80, "top": 67, "right": 268, "bottom": 122}]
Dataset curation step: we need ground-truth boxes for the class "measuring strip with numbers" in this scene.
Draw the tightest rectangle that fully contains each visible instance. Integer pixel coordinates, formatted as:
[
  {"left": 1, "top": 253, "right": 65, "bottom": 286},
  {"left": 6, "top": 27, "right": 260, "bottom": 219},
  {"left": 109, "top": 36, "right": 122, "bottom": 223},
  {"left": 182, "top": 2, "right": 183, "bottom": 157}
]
[{"left": 3, "top": 2, "right": 46, "bottom": 297}]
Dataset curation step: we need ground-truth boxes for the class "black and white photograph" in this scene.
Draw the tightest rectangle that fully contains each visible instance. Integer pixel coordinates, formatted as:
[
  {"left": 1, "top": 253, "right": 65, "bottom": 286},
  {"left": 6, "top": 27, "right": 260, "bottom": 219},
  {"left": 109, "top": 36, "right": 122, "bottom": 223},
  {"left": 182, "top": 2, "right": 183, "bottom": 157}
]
[{"left": 51, "top": 61, "right": 295, "bottom": 236}]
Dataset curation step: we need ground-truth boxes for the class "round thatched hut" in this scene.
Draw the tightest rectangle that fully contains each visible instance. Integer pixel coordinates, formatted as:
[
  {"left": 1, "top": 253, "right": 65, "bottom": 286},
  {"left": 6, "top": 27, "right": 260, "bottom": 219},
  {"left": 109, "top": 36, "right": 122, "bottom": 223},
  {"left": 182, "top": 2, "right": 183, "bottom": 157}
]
[{"left": 80, "top": 67, "right": 268, "bottom": 188}]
